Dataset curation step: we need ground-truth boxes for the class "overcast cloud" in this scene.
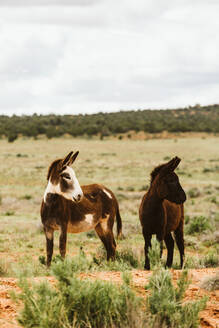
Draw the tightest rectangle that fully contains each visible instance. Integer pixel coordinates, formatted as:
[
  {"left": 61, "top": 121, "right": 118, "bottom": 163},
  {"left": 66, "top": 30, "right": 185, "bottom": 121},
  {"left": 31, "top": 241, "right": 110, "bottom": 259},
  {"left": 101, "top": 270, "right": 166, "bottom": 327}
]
[{"left": 0, "top": 0, "right": 218, "bottom": 115}]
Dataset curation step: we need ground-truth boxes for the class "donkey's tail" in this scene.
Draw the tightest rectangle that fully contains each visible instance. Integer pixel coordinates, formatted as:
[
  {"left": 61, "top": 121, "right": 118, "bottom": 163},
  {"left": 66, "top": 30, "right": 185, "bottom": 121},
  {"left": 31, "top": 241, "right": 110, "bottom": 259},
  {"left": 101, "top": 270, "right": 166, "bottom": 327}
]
[{"left": 116, "top": 204, "right": 123, "bottom": 239}]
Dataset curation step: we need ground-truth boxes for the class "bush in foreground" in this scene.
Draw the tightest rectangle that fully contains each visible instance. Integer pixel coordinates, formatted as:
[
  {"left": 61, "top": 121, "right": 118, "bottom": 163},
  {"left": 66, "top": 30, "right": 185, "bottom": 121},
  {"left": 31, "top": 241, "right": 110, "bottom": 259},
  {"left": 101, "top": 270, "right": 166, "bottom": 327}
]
[
  {"left": 39, "top": 246, "right": 142, "bottom": 272},
  {"left": 14, "top": 261, "right": 143, "bottom": 328},
  {"left": 200, "top": 272, "right": 219, "bottom": 291},
  {"left": 146, "top": 239, "right": 207, "bottom": 328},
  {"left": 146, "top": 268, "right": 207, "bottom": 328},
  {"left": 186, "top": 216, "right": 213, "bottom": 234},
  {"left": 200, "top": 251, "right": 219, "bottom": 268},
  {"left": 93, "top": 246, "right": 141, "bottom": 270},
  {"left": 14, "top": 241, "right": 207, "bottom": 328}
]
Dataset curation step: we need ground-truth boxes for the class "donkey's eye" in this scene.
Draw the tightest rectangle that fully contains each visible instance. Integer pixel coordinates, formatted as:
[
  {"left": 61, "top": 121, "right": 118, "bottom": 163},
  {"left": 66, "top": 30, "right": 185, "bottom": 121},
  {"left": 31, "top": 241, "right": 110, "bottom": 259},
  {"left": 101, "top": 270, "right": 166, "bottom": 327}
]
[{"left": 61, "top": 173, "right": 71, "bottom": 180}]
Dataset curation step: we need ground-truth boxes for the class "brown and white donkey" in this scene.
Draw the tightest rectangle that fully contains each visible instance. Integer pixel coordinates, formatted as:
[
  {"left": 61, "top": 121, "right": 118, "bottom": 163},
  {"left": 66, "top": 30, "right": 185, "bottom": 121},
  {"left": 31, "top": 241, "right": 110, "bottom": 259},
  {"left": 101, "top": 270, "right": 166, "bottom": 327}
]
[{"left": 41, "top": 151, "right": 122, "bottom": 266}]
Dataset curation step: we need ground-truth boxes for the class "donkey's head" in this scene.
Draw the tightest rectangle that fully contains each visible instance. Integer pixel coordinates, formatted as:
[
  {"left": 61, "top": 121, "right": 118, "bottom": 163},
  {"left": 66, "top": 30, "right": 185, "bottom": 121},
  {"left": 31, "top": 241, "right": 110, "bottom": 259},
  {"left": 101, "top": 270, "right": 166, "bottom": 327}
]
[
  {"left": 44, "top": 151, "right": 83, "bottom": 203},
  {"left": 151, "top": 156, "right": 186, "bottom": 204}
]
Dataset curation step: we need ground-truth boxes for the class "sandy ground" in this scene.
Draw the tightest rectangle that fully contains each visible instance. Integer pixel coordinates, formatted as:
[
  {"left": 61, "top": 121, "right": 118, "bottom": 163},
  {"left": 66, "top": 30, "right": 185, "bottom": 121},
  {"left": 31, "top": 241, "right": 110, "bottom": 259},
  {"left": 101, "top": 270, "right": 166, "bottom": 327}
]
[{"left": 0, "top": 268, "right": 218, "bottom": 328}]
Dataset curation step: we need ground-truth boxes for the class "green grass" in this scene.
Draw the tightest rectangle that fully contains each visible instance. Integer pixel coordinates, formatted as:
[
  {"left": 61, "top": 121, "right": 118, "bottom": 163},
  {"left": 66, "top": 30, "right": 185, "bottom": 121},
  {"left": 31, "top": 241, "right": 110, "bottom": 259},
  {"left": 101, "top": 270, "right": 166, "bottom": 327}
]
[
  {"left": 200, "top": 272, "right": 219, "bottom": 291},
  {"left": 13, "top": 238, "right": 207, "bottom": 328},
  {"left": 13, "top": 264, "right": 143, "bottom": 328},
  {"left": 145, "top": 239, "right": 207, "bottom": 328},
  {"left": 185, "top": 216, "right": 213, "bottom": 234},
  {"left": 146, "top": 268, "right": 207, "bottom": 328},
  {"left": 0, "top": 136, "right": 218, "bottom": 277}
]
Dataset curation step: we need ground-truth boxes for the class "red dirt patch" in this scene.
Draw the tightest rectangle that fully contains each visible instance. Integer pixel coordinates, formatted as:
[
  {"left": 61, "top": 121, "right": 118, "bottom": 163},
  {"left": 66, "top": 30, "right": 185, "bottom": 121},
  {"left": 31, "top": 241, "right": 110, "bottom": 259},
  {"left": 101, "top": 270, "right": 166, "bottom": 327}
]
[{"left": 0, "top": 268, "right": 218, "bottom": 328}]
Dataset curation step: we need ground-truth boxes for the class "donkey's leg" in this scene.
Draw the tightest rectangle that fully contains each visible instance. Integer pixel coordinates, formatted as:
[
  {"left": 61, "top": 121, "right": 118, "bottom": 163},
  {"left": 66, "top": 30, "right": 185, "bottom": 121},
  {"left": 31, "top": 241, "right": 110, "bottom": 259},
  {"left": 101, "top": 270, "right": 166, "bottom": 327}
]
[
  {"left": 164, "top": 232, "right": 174, "bottom": 268},
  {"left": 156, "top": 234, "right": 163, "bottom": 259},
  {"left": 174, "top": 223, "right": 185, "bottom": 268},
  {"left": 44, "top": 227, "right": 54, "bottom": 267},
  {"left": 59, "top": 225, "right": 67, "bottom": 259},
  {"left": 142, "top": 227, "right": 152, "bottom": 270},
  {"left": 95, "top": 222, "right": 116, "bottom": 261}
]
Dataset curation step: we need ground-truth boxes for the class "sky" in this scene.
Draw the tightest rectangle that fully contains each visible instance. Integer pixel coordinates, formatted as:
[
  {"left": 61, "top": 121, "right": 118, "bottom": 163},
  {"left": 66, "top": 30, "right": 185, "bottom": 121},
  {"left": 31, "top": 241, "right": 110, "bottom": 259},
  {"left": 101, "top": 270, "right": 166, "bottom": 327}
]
[{"left": 0, "top": 0, "right": 218, "bottom": 116}]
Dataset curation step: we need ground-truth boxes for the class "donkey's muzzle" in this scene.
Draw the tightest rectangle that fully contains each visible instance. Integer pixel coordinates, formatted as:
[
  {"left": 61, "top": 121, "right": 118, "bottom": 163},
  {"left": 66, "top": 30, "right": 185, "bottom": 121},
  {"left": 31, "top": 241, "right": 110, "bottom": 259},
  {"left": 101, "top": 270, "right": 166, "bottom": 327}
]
[
  {"left": 175, "top": 191, "right": 186, "bottom": 204},
  {"left": 73, "top": 194, "right": 83, "bottom": 203}
]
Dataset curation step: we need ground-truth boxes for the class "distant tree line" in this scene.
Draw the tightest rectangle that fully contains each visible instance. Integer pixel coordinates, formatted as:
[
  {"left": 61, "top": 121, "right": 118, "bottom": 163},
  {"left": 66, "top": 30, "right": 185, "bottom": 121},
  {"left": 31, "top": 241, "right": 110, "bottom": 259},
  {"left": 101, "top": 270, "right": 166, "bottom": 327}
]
[{"left": 1, "top": 104, "right": 219, "bottom": 142}]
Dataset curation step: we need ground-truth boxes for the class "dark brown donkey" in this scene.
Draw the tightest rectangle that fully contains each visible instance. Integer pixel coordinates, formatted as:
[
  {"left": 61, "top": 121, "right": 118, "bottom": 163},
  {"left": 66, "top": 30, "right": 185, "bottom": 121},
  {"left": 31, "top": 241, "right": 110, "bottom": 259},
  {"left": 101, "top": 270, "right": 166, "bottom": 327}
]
[
  {"left": 41, "top": 151, "right": 122, "bottom": 266},
  {"left": 139, "top": 157, "right": 186, "bottom": 270}
]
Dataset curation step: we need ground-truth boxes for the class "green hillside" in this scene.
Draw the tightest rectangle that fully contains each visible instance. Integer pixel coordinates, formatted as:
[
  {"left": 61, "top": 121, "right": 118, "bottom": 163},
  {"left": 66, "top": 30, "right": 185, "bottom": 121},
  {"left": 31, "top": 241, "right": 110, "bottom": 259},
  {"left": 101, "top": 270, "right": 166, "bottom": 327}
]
[{"left": 1, "top": 104, "right": 219, "bottom": 141}]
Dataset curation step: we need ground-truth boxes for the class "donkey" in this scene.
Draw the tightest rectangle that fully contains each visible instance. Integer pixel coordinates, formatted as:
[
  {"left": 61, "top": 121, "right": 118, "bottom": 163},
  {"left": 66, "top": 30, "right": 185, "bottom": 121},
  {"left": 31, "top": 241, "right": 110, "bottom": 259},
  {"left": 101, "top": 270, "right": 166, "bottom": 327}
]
[
  {"left": 41, "top": 151, "right": 122, "bottom": 266},
  {"left": 139, "top": 157, "right": 186, "bottom": 270}
]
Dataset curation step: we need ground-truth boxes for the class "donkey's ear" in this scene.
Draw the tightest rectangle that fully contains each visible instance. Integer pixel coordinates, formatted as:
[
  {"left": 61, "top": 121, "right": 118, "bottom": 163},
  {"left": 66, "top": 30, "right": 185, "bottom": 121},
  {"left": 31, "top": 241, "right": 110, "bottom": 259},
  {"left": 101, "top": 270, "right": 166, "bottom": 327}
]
[
  {"left": 62, "top": 151, "right": 74, "bottom": 167},
  {"left": 70, "top": 151, "right": 79, "bottom": 165},
  {"left": 166, "top": 157, "right": 181, "bottom": 169},
  {"left": 166, "top": 156, "right": 181, "bottom": 171},
  {"left": 160, "top": 156, "right": 181, "bottom": 176},
  {"left": 171, "top": 156, "right": 181, "bottom": 171}
]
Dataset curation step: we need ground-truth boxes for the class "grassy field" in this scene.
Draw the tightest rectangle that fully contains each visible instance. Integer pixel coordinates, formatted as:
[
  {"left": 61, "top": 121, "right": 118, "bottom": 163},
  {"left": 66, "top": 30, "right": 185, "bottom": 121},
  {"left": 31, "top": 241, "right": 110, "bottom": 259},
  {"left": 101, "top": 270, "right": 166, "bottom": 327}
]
[{"left": 0, "top": 135, "right": 218, "bottom": 276}]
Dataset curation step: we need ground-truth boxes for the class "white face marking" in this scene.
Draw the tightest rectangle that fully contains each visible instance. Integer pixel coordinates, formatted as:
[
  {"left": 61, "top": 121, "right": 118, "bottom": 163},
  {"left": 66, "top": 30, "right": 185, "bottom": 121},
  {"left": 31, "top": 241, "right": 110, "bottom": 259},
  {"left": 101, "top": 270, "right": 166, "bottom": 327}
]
[
  {"left": 103, "top": 189, "right": 112, "bottom": 199},
  {"left": 67, "top": 213, "right": 96, "bottom": 233},
  {"left": 85, "top": 214, "right": 94, "bottom": 225},
  {"left": 44, "top": 180, "right": 60, "bottom": 202},
  {"left": 44, "top": 166, "right": 83, "bottom": 202}
]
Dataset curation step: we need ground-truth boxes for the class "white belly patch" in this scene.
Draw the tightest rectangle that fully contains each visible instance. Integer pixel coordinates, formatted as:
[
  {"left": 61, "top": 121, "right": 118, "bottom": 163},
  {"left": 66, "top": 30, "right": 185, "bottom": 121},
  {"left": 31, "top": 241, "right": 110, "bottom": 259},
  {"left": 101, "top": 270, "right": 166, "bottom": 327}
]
[
  {"left": 85, "top": 214, "right": 94, "bottom": 224},
  {"left": 67, "top": 213, "right": 96, "bottom": 233}
]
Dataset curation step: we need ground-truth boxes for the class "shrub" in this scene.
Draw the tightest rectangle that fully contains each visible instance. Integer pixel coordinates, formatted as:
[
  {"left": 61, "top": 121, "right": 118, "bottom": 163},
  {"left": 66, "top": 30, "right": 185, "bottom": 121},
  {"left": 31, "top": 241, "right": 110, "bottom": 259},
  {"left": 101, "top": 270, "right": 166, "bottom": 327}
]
[
  {"left": 116, "top": 193, "right": 129, "bottom": 202},
  {"left": 184, "top": 235, "right": 199, "bottom": 248},
  {"left": 93, "top": 247, "right": 141, "bottom": 270},
  {"left": 46, "top": 126, "right": 59, "bottom": 139},
  {"left": 38, "top": 255, "right": 46, "bottom": 265},
  {"left": 16, "top": 153, "right": 28, "bottom": 158},
  {"left": 187, "top": 187, "right": 201, "bottom": 198},
  {"left": 127, "top": 186, "right": 135, "bottom": 192},
  {"left": 0, "top": 259, "right": 10, "bottom": 277},
  {"left": 14, "top": 258, "right": 48, "bottom": 278},
  {"left": 86, "top": 230, "right": 97, "bottom": 238},
  {"left": 146, "top": 269, "right": 207, "bottom": 328},
  {"left": 50, "top": 249, "right": 93, "bottom": 273},
  {"left": 201, "top": 232, "right": 219, "bottom": 246},
  {"left": 183, "top": 256, "right": 200, "bottom": 269},
  {"left": 4, "top": 211, "right": 15, "bottom": 216},
  {"left": 200, "top": 272, "right": 219, "bottom": 291},
  {"left": 203, "top": 166, "right": 219, "bottom": 173},
  {"left": 199, "top": 252, "right": 219, "bottom": 268},
  {"left": 40, "top": 247, "right": 141, "bottom": 274},
  {"left": 8, "top": 132, "right": 18, "bottom": 142},
  {"left": 184, "top": 215, "right": 190, "bottom": 224},
  {"left": 115, "top": 248, "right": 140, "bottom": 268},
  {"left": 139, "top": 184, "right": 149, "bottom": 191},
  {"left": 148, "top": 237, "right": 162, "bottom": 269},
  {"left": 186, "top": 216, "right": 213, "bottom": 234},
  {"left": 14, "top": 264, "right": 142, "bottom": 328},
  {"left": 209, "top": 196, "right": 217, "bottom": 204},
  {"left": 21, "top": 194, "right": 32, "bottom": 200},
  {"left": 203, "top": 167, "right": 212, "bottom": 173}
]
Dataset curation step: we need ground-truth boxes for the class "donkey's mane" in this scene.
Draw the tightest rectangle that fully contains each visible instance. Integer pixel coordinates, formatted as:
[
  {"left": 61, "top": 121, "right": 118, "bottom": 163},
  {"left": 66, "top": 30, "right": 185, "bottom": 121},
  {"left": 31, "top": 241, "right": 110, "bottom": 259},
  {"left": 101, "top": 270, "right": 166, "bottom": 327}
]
[
  {"left": 47, "top": 159, "right": 62, "bottom": 180},
  {"left": 150, "top": 163, "right": 166, "bottom": 183}
]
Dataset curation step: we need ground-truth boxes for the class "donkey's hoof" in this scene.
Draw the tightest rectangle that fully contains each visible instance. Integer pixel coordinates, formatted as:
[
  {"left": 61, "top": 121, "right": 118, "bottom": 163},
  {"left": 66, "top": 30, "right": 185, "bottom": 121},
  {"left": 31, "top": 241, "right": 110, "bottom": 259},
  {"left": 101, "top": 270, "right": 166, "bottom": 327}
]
[{"left": 117, "top": 233, "right": 125, "bottom": 240}]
